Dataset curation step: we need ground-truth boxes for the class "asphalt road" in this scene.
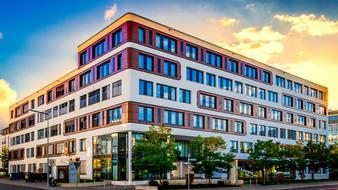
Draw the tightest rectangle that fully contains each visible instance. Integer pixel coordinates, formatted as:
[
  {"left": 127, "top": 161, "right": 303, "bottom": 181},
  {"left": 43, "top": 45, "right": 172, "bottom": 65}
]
[
  {"left": 0, "top": 183, "right": 42, "bottom": 190},
  {"left": 285, "top": 184, "right": 338, "bottom": 190}
]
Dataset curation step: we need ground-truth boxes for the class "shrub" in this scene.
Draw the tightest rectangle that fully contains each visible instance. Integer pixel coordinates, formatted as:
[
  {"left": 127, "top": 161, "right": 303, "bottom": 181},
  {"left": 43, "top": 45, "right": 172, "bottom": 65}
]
[{"left": 149, "top": 180, "right": 159, "bottom": 186}]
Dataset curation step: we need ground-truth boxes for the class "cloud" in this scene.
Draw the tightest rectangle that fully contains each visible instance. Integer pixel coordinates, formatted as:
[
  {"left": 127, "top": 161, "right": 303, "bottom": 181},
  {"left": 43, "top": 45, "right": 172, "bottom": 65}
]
[
  {"left": 208, "top": 17, "right": 239, "bottom": 26},
  {"left": 0, "top": 32, "right": 3, "bottom": 40},
  {"left": 274, "top": 14, "right": 338, "bottom": 36},
  {"left": 104, "top": 3, "right": 117, "bottom": 22},
  {"left": 245, "top": 3, "right": 256, "bottom": 12},
  {"left": 220, "top": 26, "right": 285, "bottom": 63},
  {"left": 0, "top": 79, "right": 16, "bottom": 127}
]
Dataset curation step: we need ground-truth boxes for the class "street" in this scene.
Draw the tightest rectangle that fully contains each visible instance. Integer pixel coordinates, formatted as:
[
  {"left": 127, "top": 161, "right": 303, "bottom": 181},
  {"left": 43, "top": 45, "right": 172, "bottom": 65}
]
[{"left": 0, "top": 183, "right": 42, "bottom": 190}]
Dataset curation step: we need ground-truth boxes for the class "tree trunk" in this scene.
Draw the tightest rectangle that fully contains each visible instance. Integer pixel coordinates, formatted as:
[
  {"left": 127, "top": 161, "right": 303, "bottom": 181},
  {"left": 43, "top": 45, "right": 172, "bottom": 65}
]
[
  {"left": 208, "top": 177, "right": 212, "bottom": 185},
  {"left": 311, "top": 171, "right": 315, "bottom": 181}
]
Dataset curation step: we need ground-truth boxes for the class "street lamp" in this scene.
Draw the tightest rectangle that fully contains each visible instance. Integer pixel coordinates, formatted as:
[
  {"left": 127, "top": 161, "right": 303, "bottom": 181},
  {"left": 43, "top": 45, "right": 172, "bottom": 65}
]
[{"left": 29, "top": 109, "right": 50, "bottom": 187}]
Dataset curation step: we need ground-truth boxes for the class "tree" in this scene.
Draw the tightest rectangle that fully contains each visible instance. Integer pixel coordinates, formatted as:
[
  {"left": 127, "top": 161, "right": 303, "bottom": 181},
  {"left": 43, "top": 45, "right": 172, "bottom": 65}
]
[
  {"left": 328, "top": 143, "right": 338, "bottom": 179},
  {"left": 248, "top": 140, "right": 280, "bottom": 183},
  {"left": 279, "top": 142, "right": 305, "bottom": 181},
  {"left": 304, "top": 141, "right": 329, "bottom": 180},
  {"left": 190, "top": 136, "right": 235, "bottom": 184},
  {"left": 0, "top": 146, "right": 9, "bottom": 173},
  {"left": 133, "top": 125, "right": 178, "bottom": 184}
]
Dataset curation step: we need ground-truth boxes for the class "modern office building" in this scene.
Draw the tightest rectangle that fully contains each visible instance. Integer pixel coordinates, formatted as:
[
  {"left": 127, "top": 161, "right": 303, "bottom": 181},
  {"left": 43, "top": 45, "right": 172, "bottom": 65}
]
[
  {"left": 328, "top": 110, "right": 338, "bottom": 144},
  {"left": 7, "top": 13, "right": 329, "bottom": 183}
]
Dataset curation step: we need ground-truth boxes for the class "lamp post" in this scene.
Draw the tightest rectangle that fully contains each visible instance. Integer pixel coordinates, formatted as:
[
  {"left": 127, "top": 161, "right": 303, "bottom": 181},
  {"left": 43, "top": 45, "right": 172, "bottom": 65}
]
[{"left": 29, "top": 109, "right": 50, "bottom": 187}]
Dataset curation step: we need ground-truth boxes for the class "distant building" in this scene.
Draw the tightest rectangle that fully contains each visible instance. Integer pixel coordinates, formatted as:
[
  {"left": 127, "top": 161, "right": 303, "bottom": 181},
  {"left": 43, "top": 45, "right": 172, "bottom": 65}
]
[{"left": 328, "top": 110, "right": 338, "bottom": 144}]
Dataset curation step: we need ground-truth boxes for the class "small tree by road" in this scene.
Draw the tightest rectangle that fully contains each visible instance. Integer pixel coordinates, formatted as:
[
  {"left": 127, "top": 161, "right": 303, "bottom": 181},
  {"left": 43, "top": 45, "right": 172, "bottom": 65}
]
[
  {"left": 190, "top": 136, "right": 235, "bottom": 184},
  {"left": 0, "top": 146, "right": 8, "bottom": 173},
  {"left": 304, "top": 141, "right": 329, "bottom": 180}
]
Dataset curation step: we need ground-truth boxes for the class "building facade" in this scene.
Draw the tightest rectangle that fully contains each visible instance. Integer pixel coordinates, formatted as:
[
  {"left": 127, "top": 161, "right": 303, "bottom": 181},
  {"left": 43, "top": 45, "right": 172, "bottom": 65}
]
[
  {"left": 328, "top": 110, "right": 338, "bottom": 144},
  {"left": 7, "top": 13, "right": 329, "bottom": 182}
]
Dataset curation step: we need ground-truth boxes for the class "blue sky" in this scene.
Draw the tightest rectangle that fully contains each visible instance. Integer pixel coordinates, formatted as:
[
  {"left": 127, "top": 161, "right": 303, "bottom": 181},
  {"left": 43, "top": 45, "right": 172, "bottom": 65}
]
[{"left": 0, "top": 0, "right": 337, "bottom": 126}]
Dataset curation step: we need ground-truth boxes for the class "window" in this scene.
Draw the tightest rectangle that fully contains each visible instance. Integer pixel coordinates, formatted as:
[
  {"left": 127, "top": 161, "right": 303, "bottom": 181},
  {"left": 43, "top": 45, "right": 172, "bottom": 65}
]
[
  {"left": 306, "top": 102, "right": 315, "bottom": 112},
  {"left": 319, "top": 91, "right": 323, "bottom": 100},
  {"left": 280, "top": 128, "right": 286, "bottom": 139},
  {"left": 117, "top": 54, "right": 123, "bottom": 70},
  {"left": 80, "top": 139, "right": 87, "bottom": 152},
  {"left": 319, "top": 120, "right": 327, "bottom": 129},
  {"left": 287, "top": 80, "right": 293, "bottom": 90},
  {"left": 107, "top": 107, "right": 122, "bottom": 123},
  {"left": 68, "top": 79, "right": 76, "bottom": 92},
  {"left": 80, "top": 51, "right": 87, "bottom": 65},
  {"left": 313, "top": 134, "right": 318, "bottom": 143},
  {"left": 50, "top": 125, "right": 58, "bottom": 137},
  {"left": 298, "top": 131, "right": 303, "bottom": 141},
  {"left": 138, "top": 106, "right": 153, "bottom": 122},
  {"left": 56, "top": 85, "right": 65, "bottom": 98},
  {"left": 56, "top": 143, "right": 64, "bottom": 154},
  {"left": 164, "top": 61, "right": 177, "bottom": 77},
  {"left": 156, "top": 84, "right": 176, "bottom": 101},
  {"left": 112, "top": 80, "right": 122, "bottom": 97},
  {"left": 65, "top": 120, "right": 75, "bottom": 133},
  {"left": 79, "top": 116, "right": 87, "bottom": 130},
  {"left": 319, "top": 106, "right": 326, "bottom": 115},
  {"left": 28, "top": 115, "right": 35, "bottom": 126},
  {"left": 268, "top": 126, "right": 278, "bottom": 138},
  {"left": 186, "top": 67, "right": 203, "bottom": 84},
  {"left": 156, "top": 34, "right": 177, "bottom": 53},
  {"left": 234, "top": 81, "right": 243, "bottom": 94},
  {"left": 112, "top": 29, "right": 122, "bottom": 47},
  {"left": 218, "top": 77, "right": 232, "bottom": 91},
  {"left": 230, "top": 141, "right": 238, "bottom": 153},
  {"left": 224, "top": 99, "right": 233, "bottom": 112},
  {"left": 186, "top": 44, "right": 197, "bottom": 60},
  {"left": 80, "top": 95, "right": 87, "bottom": 108},
  {"left": 97, "top": 61, "right": 110, "bottom": 79},
  {"left": 310, "top": 88, "right": 317, "bottom": 98},
  {"left": 199, "top": 94, "right": 216, "bottom": 109},
  {"left": 193, "top": 115, "right": 204, "bottom": 129},
  {"left": 102, "top": 85, "right": 110, "bottom": 101},
  {"left": 139, "top": 80, "right": 153, "bottom": 96},
  {"left": 138, "top": 27, "right": 145, "bottom": 43},
  {"left": 271, "top": 110, "right": 282, "bottom": 121},
  {"left": 179, "top": 89, "right": 191, "bottom": 104},
  {"left": 245, "top": 85, "right": 257, "bottom": 97},
  {"left": 47, "top": 90, "right": 53, "bottom": 102},
  {"left": 80, "top": 71, "right": 91, "bottom": 87},
  {"left": 31, "top": 99, "right": 35, "bottom": 109},
  {"left": 59, "top": 102, "right": 68, "bottom": 115},
  {"left": 283, "top": 95, "right": 293, "bottom": 107},
  {"left": 212, "top": 118, "right": 228, "bottom": 131},
  {"left": 296, "top": 99, "right": 304, "bottom": 109},
  {"left": 206, "top": 73, "right": 216, "bottom": 87},
  {"left": 268, "top": 91, "right": 278, "bottom": 103},
  {"left": 259, "top": 88, "right": 266, "bottom": 100},
  {"left": 69, "top": 99, "right": 75, "bottom": 112},
  {"left": 92, "top": 112, "right": 101, "bottom": 128},
  {"left": 261, "top": 71, "right": 271, "bottom": 83},
  {"left": 304, "top": 132, "right": 312, "bottom": 142},
  {"left": 88, "top": 89, "right": 100, "bottom": 105},
  {"left": 294, "top": 82, "right": 303, "bottom": 93},
  {"left": 258, "top": 107, "right": 267, "bottom": 118},
  {"left": 138, "top": 54, "right": 153, "bottom": 71},
  {"left": 164, "top": 110, "right": 184, "bottom": 126},
  {"left": 286, "top": 113, "right": 294, "bottom": 123},
  {"left": 276, "top": 76, "right": 286, "bottom": 88},
  {"left": 240, "top": 142, "right": 252, "bottom": 154},
  {"left": 234, "top": 121, "right": 244, "bottom": 134},
  {"left": 244, "top": 65, "right": 258, "bottom": 79},
  {"left": 53, "top": 106, "right": 58, "bottom": 118},
  {"left": 297, "top": 115, "right": 306, "bottom": 126},
  {"left": 240, "top": 102, "right": 253, "bottom": 115},
  {"left": 288, "top": 130, "right": 297, "bottom": 140},
  {"left": 26, "top": 148, "right": 34, "bottom": 158},
  {"left": 249, "top": 123, "right": 258, "bottom": 135},
  {"left": 228, "top": 59, "right": 238, "bottom": 73},
  {"left": 205, "top": 51, "right": 221, "bottom": 67},
  {"left": 93, "top": 39, "right": 106, "bottom": 58},
  {"left": 259, "top": 125, "right": 266, "bottom": 136}
]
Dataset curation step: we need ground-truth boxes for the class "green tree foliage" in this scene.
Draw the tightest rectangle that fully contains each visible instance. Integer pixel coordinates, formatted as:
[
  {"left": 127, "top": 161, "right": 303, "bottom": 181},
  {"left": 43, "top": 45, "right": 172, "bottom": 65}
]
[
  {"left": 0, "top": 146, "right": 8, "bottom": 173},
  {"left": 132, "top": 125, "right": 178, "bottom": 183},
  {"left": 328, "top": 143, "right": 338, "bottom": 179},
  {"left": 304, "top": 141, "right": 329, "bottom": 180},
  {"left": 190, "top": 136, "right": 235, "bottom": 184}
]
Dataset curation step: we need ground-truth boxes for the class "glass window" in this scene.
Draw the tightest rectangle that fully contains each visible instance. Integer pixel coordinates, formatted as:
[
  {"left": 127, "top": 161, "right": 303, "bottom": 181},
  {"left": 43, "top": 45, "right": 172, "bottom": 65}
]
[
  {"left": 276, "top": 76, "right": 286, "bottom": 88},
  {"left": 283, "top": 95, "right": 293, "bottom": 107},
  {"left": 199, "top": 94, "right": 216, "bottom": 109},
  {"left": 164, "top": 110, "right": 184, "bottom": 126},
  {"left": 296, "top": 99, "right": 304, "bottom": 109},
  {"left": 79, "top": 116, "right": 87, "bottom": 130},
  {"left": 80, "top": 139, "right": 87, "bottom": 152},
  {"left": 80, "top": 71, "right": 92, "bottom": 87},
  {"left": 80, "top": 51, "right": 87, "bottom": 65},
  {"left": 139, "top": 80, "right": 153, "bottom": 96},
  {"left": 218, "top": 77, "right": 232, "bottom": 91},
  {"left": 258, "top": 107, "right": 267, "bottom": 118},
  {"left": 280, "top": 128, "right": 286, "bottom": 139},
  {"left": 186, "top": 44, "right": 197, "bottom": 60},
  {"left": 80, "top": 95, "right": 87, "bottom": 108},
  {"left": 138, "top": 27, "right": 145, "bottom": 43},
  {"left": 259, "top": 125, "right": 266, "bottom": 136},
  {"left": 186, "top": 67, "right": 203, "bottom": 84},
  {"left": 68, "top": 79, "right": 76, "bottom": 93},
  {"left": 59, "top": 102, "right": 68, "bottom": 115},
  {"left": 69, "top": 99, "right": 75, "bottom": 112},
  {"left": 193, "top": 115, "right": 204, "bottom": 129},
  {"left": 228, "top": 59, "right": 238, "bottom": 73},
  {"left": 205, "top": 51, "right": 221, "bottom": 68},
  {"left": 294, "top": 82, "right": 303, "bottom": 93},
  {"left": 268, "top": 91, "right": 278, "bottom": 103},
  {"left": 97, "top": 61, "right": 110, "bottom": 79},
  {"left": 179, "top": 89, "right": 191, "bottom": 104},
  {"left": 286, "top": 113, "right": 294, "bottom": 123},
  {"left": 56, "top": 85, "right": 65, "bottom": 99},
  {"left": 164, "top": 61, "right": 177, "bottom": 77},
  {"left": 230, "top": 141, "right": 238, "bottom": 153},
  {"left": 138, "top": 106, "right": 153, "bottom": 122},
  {"left": 206, "top": 73, "right": 216, "bottom": 87},
  {"left": 259, "top": 88, "right": 266, "bottom": 100},
  {"left": 240, "top": 142, "right": 253, "bottom": 154},
  {"left": 234, "top": 81, "right": 243, "bottom": 94},
  {"left": 234, "top": 121, "right": 244, "bottom": 134},
  {"left": 212, "top": 118, "right": 228, "bottom": 132},
  {"left": 271, "top": 109, "right": 282, "bottom": 121},
  {"left": 92, "top": 112, "right": 101, "bottom": 128},
  {"left": 249, "top": 123, "right": 258, "bottom": 135},
  {"left": 306, "top": 102, "right": 315, "bottom": 112},
  {"left": 261, "top": 71, "right": 271, "bottom": 83},
  {"left": 107, "top": 107, "right": 122, "bottom": 123},
  {"left": 88, "top": 89, "right": 100, "bottom": 105},
  {"left": 65, "top": 120, "right": 75, "bottom": 133},
  {"left": 288, "top": 130, "right": 297, "bottom": 140},
  {"left": 287, "top": 80, "right": 293, "bottom": 90},
  {"left": 156, "top": 84, "right": 176, "bottom": 101},
  {"left": 240, "top": 102, "right": 253, "bottom": 115},
  {"left": 156, "top": 34, "right": 177, "bottom": 53},
  {"left": 224, "top": 99, "right": 233, "bottom": 112},
  {"left": 93, "top": 39, "right": 106, "bottom": 58},
  {"left": 112, "top": 80, "right": 122, "bottom": 97},
  {"left": 138, "top": 54, "right": 153, "bottom": 71},
  {"left": 244, "top": 65, "right": 258, "bottom": 79},
  {"left": 297, "top": 115, "right": 307, "bottom": 126},
  {"left": 245, "top": 85, "right": 257, "bottom": 97},
  {"left": 268, "top": 126, "right": 278, "bottom": 138},
  {"left": 102, "top": 85, "right": 110, "bottom": 101},
  {"left": 112, "top": 29, "right": 122, "bottom": 47}
]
